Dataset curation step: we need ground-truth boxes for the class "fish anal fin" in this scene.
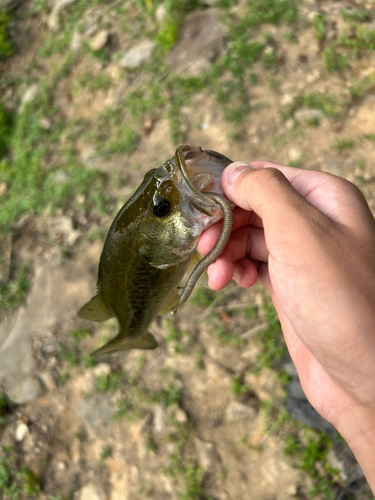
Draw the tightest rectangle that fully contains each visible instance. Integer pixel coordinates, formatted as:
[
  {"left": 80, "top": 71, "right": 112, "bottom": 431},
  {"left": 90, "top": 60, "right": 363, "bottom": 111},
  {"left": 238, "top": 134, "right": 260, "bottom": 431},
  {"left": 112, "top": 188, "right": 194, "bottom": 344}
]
[
  {"left": 159, "top": 291, "right": 180, "bottom": 316},
  {"left": 185, "top": 250, "right": 208, "bottom": 287},
  {"left": 91, "top": 330, "right": 158, "bottom": 356},
  {"left": 78, "top": 294, "right": 113, "bottom": 321}
]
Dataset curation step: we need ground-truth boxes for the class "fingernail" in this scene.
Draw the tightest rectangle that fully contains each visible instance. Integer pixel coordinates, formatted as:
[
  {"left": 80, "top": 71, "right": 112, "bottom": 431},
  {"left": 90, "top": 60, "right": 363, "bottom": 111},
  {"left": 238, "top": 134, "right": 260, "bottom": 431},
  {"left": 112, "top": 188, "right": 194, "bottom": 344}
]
[
  {"left": 233, "top": 265, "right": 246, "bottom": 282},
  {"left": 229, "top": 164, "right": 255, "bottom": 185}
]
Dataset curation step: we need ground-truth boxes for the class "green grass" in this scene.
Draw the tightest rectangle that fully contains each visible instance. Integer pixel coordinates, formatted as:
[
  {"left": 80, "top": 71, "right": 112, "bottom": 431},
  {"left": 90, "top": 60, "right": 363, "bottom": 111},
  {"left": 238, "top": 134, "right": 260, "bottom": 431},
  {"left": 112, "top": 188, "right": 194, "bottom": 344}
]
[
  {"left": 0, "top": 264, "right": 30, "bottom": 312},
  {"left": 253, "top": 301, "right": 286, "bottom": 372},
  {"left": 284, "top": 429, "right": 338, "bottom": 500},
  {"left": 283, "top": 92, "right": 344, "bottom": 121},
  {"left": 322, "top": 45, "right": 348, "bottom": 72},
  {"left": 95, "top": 371, "right": 122, "bottom": 392},
  {"left": 0, "top": 103, "right": 13, "bottom": 160},
  {"left": 0, "top": 12, "right": 14, "bottom": 61},
  {"left": 0, "top": 446, "right": 40, "bottom": 499},
  {"left": 330, "top": 138, "right": 355, "bottom": 154},
  {"left": 312, "top": 13, "right": 327, "bottom": 43},
  {"left": 230, "top": 374, "right": 248, "bottom": 398}
]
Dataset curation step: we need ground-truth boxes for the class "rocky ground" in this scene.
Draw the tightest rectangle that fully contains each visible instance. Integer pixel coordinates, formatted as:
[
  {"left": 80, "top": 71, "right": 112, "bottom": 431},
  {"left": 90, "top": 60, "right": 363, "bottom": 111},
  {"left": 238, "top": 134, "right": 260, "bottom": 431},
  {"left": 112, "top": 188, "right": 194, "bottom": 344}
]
[{"left": 1, "top": 0, "right": 375, "bottom": 499}]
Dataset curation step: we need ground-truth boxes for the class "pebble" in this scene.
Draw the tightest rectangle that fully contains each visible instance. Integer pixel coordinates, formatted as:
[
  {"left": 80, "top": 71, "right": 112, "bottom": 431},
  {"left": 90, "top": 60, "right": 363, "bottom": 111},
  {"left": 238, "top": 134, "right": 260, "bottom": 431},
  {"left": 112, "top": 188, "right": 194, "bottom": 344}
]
[
  {"left": 48, "top": 0, "right": 78, "bottom": 30},
  {"left": 90, "top": 30, "right": 109, "bottom": 52},
  {"left": 174, "top": 408, "right": 187, "bottom": 424},
  {"left": 78, "top": 483, "right": 103, "bottom": 500},
  {"left": 155, "top": 4, "right": 167, "bottom": 25},
  {"left": 15, "top": 422, "right": 29, "bottom": 442},
  {"left": 46, "top": 216, "right": 74, "bottom": 236},
  {"left": 153, "top": 405, "right": 165, "bottom": 434},
  {"left": 294, "top": 108, "right": 323, "bottom": 122},
  {"left": 280, "top": 94, "right": 294, "bottom": 106},
  {"left": 39, "top": 117, "right": 52, "bottom": 129},
  {"left": 288, "top": 146, "right": 303, "bottom": 162},
  {"left": 6, "top": 376, "right": 44, "bottom": 405},
  {"left": 93, "top": 363, "right": 111, "bottom": 377},
  {"left": 19, "top": 84, "right": 38, "bottom": 114},
  {"left": 225, "top": 400, "right": 257, "bottom": 422},
  {"left": 119, "top": 40, "right": 156, "bottom": 69},
  {"left": 0, "top": 182, "right": 7, "bottom": 195}
]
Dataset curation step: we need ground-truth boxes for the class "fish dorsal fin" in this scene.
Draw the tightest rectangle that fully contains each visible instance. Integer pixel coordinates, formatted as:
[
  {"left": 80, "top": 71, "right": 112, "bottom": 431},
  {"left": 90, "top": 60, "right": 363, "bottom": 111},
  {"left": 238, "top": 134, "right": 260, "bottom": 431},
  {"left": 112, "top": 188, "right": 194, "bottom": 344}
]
[
  {"left": 159, "top": 291, "right": 180, "bottom": 316},
  {"left": 91, "top": 330, "right": 158, "bottom": 356},
  {"left": 78, "top": 294, "right": 113, "bottom": 321},
  {"left": 185, "top": 250, "right": 209, "bottom": 287}
]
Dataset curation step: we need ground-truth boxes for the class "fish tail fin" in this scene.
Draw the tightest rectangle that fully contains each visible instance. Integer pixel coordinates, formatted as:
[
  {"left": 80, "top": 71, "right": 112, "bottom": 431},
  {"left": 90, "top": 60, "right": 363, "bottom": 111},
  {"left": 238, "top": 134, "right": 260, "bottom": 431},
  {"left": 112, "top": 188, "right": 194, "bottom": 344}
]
[
  {"left": 78, "top": 293, "right": 113, "bottom": 321},
  {"left": 91, "top": 330, "right": 158, "bottom": 356}
]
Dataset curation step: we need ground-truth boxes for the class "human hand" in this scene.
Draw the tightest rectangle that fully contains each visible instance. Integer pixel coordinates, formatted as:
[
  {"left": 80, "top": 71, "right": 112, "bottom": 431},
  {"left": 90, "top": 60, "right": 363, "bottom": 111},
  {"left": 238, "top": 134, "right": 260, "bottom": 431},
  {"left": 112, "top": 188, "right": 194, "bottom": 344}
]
[{"left": 198, "top": 161, "right": 375, "bottom": 489}]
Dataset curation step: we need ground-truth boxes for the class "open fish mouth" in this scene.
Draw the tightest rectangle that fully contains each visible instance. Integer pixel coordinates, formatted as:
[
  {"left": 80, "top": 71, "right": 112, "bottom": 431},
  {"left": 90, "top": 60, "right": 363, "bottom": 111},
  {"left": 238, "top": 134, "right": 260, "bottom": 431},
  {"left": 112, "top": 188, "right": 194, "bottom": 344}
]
[{"left": 173, "top": 145, "right": 232, "bottom": 229}]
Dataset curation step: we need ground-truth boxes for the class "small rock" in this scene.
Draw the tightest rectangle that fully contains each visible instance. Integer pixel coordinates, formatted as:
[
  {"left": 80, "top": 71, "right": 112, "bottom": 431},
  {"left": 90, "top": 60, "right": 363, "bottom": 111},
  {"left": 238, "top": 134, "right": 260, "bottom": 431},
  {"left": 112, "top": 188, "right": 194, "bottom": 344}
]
[
  {"left": 167, "top": 9, "right": 226, "bottom": 76},
  {"left": 93, "top": 363, "right": 111, "bottom": 377},
  {"left": 155, "top": 4, "right": 167, "bottom": 25},
  {"left": 15, "top": 422, "right": 29, "bottom": 442},
  {"left": 194, "top": 438, "right": 217, "bottom": 471},
  {"left": 153, "top": 405, "right": 165, "bottom": 434},
  {"left": 225, "top": 400, "right": 257, "bottom": 422},
  {"left": 174, "top": 408, "right": 187, "bottom": 424},
  {"left": 280, "top": 94, "right": 294, "bottom": 106},
  {"left": 54, "top": 171, "right": 69, "bottom": 183},
  {"left": 48, "top": 0, "right": 78, "bottom": 31},
  {"left": 76, "top": 394, "right": 112, "bottom": 432},
  {"left": 6, "top": 376, "right": 44, "bottom": 404},
  {"left": 306, "top": 70, "right": 320, "bottom": 84},
  {"left": 38, "top": 371, "right": 56, "bottom": 391},
  {"left": 78, "top": 483, "right": 104, "bottom": 500},
  {"left": 0, "top": 182, "right": 7, "bottom": 196},
  {"left": 119, "top": 40, "right": 156, "bottom": 69},
  {"left": 71, "top": 29, "right": 82, "bottom": 51},
  {"left": 90, "top": 30, "right": 109, "bottom": 51},
  {"left": 294, "top": 108, "right": 323, "bottom": 123},
  {"left": 39, "top": 117, "right": 52, "bottom": 130},
  {"left": 19, "top": 84, "right": 38, "bottom": 114},
  {"left": 46, "top": 216, "right": 74, "bottom": 236},
  {"left": 288, "top": 146, "right": 303, "bottom": 162}
]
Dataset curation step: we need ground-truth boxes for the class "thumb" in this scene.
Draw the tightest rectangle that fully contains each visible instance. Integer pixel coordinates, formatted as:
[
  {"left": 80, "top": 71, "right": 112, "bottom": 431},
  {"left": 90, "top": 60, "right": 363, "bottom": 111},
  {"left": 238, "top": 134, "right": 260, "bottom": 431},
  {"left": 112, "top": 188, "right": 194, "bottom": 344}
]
[{"left": 221, "top": 162, "right": 322, "bottom": 232}]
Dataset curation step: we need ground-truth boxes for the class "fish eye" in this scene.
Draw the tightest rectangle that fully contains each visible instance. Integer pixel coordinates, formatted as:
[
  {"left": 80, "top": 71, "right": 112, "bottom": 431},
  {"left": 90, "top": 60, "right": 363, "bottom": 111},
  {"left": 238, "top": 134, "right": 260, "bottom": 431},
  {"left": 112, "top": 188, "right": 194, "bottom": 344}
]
[{"left": 152, "top": 198, "right": 172, "bottom": 217}]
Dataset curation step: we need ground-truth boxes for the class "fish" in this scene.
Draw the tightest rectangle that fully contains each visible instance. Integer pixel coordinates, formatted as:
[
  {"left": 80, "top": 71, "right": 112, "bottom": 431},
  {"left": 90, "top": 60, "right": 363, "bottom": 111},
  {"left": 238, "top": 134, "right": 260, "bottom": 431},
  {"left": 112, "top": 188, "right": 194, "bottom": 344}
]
[{"left": 78, "top": 145, "right": 233, "bottom": 355}]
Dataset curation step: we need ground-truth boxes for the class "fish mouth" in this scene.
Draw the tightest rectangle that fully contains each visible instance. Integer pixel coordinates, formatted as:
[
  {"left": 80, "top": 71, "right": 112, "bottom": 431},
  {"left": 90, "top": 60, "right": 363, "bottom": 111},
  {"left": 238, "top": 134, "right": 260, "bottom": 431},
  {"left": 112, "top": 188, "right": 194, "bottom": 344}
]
[{"left": 173, "top": 145, "right": 232, "bottom": 222}]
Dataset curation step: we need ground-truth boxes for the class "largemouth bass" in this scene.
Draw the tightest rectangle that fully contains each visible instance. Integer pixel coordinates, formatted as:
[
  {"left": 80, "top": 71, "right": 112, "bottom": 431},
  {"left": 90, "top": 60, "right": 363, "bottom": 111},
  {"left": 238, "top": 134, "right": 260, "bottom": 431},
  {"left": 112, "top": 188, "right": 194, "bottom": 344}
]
[{"left": 78, "top": 145, "right": 233, "bottom": 355}]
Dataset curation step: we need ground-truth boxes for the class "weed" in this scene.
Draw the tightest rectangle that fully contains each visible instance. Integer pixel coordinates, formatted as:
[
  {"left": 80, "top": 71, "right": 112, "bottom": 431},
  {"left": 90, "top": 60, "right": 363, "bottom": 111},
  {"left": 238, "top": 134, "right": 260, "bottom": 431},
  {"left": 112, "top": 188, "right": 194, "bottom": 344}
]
[
  {"left": 283, "top": 92, "right": 344, "bottom": 120},
  {"left": 211, "top": 324, "right": 244, "bottom": 347},
  {"left": 113, "top": 397, "right": 141, "bottom": 421},
  {"left": 322, "top": 45, "right": 348, "bottom": 72},
  {"left": 253, "top": 300, "right": 286, "bottom": 372},
  {"left": 0, "top": 12, "right": 14, "bottom": 61},
  {"left": 164, "top": 455, "right": 212, "bottom": 500},
  {"left": 98, "top": 445, "right": 112, "bottom": 464},
  {"left": 153, "top": 381, "right": 183, "bottom": 408},
  {"left": 0, "top": 103, "right": 13, "bottom": 160},
  {"left": 348, "top": 73, "right": 375, "bottom": 101},
  {"left": 284, "top": 429, "right": 338, "bottom": 500},
  {"left": 342, "top": 6, "right": 372, "bottom": 23},
  {"left": 230, "top": 374, "right": 248, "bottom": 398},
  {"left": 243, "top": 0, "right": 301, "bottom": 28},
  {"left": 312, "top": 13, "right": 327, "bottom": 43},
  {"left": 364, "top": 134, "right": 375, "bottom": 142},
  {"left": 330, "top": 138, "right": 354, "bottom": 154},
  {"left": 0, "top": 264, "right": 30, "bottom": 313},
  {"left": 339, "top": 25, "right": 375, "bottom": 55},
  {"left": 95, "top": 371, "right": 122, "bottom": 392},
  {"left": 0, "top": 446, "right": 40, "bottom": 499}
]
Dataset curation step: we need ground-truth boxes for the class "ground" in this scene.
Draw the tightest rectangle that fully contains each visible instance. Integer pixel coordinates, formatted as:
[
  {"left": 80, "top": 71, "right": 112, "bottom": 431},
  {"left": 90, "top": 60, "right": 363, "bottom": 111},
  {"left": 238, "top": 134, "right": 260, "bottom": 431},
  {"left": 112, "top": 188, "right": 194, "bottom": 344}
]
[{"left": 0, "top": 1, "right": 375, "bottom": 499}]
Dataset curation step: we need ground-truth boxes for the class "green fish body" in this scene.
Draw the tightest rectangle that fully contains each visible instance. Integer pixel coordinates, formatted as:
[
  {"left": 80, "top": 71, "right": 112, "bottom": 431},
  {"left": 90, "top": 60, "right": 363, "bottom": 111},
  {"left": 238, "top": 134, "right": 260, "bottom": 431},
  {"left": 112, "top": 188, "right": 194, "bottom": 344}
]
[{"left": 78, "top": 146, "right": 231, "bottom": 355}]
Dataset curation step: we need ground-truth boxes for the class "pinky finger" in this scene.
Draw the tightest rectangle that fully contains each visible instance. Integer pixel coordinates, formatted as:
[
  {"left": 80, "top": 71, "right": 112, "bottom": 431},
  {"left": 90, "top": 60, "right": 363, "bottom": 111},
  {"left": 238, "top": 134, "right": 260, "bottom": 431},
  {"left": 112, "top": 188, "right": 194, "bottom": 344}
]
[{"left": 233, "top": 257, "right": 258, "bottom": 288}]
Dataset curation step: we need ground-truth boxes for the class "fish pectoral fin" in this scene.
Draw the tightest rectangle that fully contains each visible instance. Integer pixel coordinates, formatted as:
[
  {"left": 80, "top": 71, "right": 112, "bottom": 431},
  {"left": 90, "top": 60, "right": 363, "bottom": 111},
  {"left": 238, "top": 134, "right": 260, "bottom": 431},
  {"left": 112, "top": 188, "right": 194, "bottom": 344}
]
[
  {"left": 77, "top": 294, "right": 113, "bottom": 321},
  {"left": 159, "top": 291, "right": 180, "bottom": 315},
  {"left": 91, "top": 330, "right": 159, "bottom": 356}
]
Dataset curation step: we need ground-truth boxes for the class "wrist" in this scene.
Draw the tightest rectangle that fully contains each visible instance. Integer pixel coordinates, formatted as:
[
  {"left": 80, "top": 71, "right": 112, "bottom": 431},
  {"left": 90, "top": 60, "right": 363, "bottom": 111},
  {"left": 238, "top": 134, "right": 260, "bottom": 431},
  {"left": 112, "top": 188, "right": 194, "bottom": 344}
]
[{"left": 335, "top": 404, "right": 375, "bottom": 492}]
